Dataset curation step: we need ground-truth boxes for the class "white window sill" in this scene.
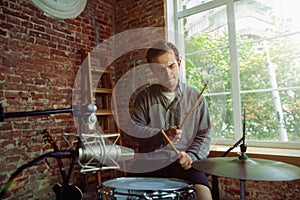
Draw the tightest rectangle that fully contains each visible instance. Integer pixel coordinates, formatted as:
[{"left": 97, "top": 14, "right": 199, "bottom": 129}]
[{"left": 211, "top": 144, "right": 300, "bottom": 158}]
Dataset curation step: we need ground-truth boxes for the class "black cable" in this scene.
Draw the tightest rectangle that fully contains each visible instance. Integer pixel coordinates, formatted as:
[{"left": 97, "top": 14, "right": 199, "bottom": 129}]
[{"left": 0, "top": 151, "right": 74, "bottom": 200}]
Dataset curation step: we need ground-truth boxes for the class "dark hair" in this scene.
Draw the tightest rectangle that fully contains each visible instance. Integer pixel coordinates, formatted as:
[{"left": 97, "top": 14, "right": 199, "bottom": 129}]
[{"left": 146, "top": 40, "right": 180, "bottom": 63}]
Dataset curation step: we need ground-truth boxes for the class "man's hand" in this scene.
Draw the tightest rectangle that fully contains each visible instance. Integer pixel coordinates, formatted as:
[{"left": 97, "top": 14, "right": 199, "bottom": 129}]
[
  {"left": 164, "top": 125, "right": 182, "bottom": 144},
  {"left": 177, "top": 151, "right": 193, "bottom": 170}
]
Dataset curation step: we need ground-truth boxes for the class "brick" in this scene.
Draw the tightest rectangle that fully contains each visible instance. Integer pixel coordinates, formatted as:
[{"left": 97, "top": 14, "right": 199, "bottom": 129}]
[
  {"left": 1, "top": 140, "right": 16, "bottom": 148},
  {"left": 3, "top": 58, "right": 17, "bottom": 68},
  {"left": 5, "top": 91, "right": 19, "bottom": 98},
  {"left": 0, "top": 28, "right": 7, "bottom": 36},
  {"left": 33, "top": 24, "right": 45, "bottom": 32},
  {"left": 66, "top": 35, "right": 75, "bottom": 41},
  {"left": 0, "top": 122, "right": 13, "bottom": 131},
  {"left": 32, "top": 45, "right": 49, "bottom": 54},
  {"left": 15, "top": 69, "right": 40, "bottom": 78},
  {"left": 13, "top": 121, "right": 32, "bottom": 130},
  {"left": 6, "top": 15, "right": 21, "bottom": 26},
  {"left": 26, "top": 145, "right": 42, "bottom": 153},
  {"left": 49, "top": 49, "right": 68, "bottom": 58},
  {"left": 28, "top": 30, "right": 50, "bottom": 40},
  {"left": 5, "top": 77, "right": 22, "bottom": 87},
  {"left": 5, "top": 156, "right": 21, "bottom": 163}
]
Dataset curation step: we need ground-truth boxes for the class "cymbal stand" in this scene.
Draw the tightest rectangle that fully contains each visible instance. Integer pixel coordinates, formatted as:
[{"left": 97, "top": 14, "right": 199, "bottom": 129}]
[
  {"left": 237, "top": 147, "right": 248, "bottom": 200},
  {"left": 238, "top": 109, "right": 248, "bottom": 200},
  {"left": 240, "top": 180, "right": 246, "bottom": 200},
  {"left": 237, "top": 144, "right": 247, "bottom": 200},
  {"left": 211, "top": 136, "right": 244, "bottom": 200}
]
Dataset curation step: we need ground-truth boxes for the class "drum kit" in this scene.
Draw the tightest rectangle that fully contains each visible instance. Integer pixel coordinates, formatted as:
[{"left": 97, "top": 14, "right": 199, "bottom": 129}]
[
  {"left": 96, "top": 156, "right": 300, "bottom": 200},
  {"left": 95, "top": 106, "right": 300, "bottom": 200},
  {"left": 94, "top": 155, "right": 300, "bottom": 200}
]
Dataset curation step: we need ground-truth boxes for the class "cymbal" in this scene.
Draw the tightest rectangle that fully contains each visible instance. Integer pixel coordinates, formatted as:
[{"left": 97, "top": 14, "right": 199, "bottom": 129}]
[{"left": 192, "top": 157, "right": 300, "bottom": 181}]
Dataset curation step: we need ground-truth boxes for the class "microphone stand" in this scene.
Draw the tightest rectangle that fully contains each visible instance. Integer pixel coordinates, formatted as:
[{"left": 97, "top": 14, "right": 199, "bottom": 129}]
[
  {"left": 0, "top": 104, "right": 94, "bottom": 200},
  {"left": 0, "top": 104, "right": 75, "bottom": 122}
]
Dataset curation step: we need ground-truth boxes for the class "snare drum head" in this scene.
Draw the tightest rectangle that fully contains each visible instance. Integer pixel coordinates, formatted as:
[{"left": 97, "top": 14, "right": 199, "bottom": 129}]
[{"left": 102, "top": 177, "right": 190, "bottom": 191}]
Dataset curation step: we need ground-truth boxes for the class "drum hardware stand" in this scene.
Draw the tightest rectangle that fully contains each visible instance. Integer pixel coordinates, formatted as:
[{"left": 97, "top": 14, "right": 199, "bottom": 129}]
[{"left": 212, "top": 108, "right": 247, "bottom": 200}]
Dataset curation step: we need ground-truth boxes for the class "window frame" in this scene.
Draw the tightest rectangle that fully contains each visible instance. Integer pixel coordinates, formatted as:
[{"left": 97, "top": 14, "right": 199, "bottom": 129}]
[{"left": 166, "top": 0, "right": 300, "bottom": 151}]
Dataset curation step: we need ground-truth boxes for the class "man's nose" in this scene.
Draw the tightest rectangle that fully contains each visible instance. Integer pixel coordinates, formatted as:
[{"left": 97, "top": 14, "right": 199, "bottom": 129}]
[{"left": 165, "top": 66, "right": 173, "bottom": 76}]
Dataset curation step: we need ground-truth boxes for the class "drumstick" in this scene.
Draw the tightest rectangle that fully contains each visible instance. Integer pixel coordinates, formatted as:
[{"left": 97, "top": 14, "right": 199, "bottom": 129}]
[
  {"left": 180, "top": 81, "right": 208, "bottom": 128},
  {"left": 161, "top": 130, "right": 180, "bottom": 155},
  {"left": 161, "top": 82, "right": 208, "bottom": 156}
]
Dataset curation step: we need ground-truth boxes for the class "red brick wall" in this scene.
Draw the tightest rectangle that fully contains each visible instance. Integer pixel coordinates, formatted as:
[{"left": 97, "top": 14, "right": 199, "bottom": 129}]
[
  {"left": 114, "top": 0, "right": 165, "bottom": 80},
  {"left": 0, "top": 0, "right": 114, "bottom": 199},
  {"left": 115, "top": 0, "right": 165, "bottom": 33}
]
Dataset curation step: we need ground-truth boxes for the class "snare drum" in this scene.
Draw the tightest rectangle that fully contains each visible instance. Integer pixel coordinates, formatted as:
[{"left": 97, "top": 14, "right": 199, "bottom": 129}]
[{"left": 97, "top": 177, "right": 196, "bottom": 200}]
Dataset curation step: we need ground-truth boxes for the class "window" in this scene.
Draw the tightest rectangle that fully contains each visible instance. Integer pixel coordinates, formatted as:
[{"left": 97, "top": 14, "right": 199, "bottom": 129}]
[{"left": 167, "top": 0, "right": 300, "bottom": 149}]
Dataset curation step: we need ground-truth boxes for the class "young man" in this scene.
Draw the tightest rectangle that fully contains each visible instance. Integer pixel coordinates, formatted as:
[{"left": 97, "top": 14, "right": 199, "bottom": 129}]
[{"left": 128, "top": 41, "right": 212, "bottom": 200}]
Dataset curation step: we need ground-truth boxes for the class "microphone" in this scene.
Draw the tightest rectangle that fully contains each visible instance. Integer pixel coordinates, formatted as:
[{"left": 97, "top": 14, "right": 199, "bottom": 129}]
[
  {"left": 77, "top": 128, "right": 135, "bottom": 172},
  {"left": 78, "top": 144, "right": 134, "bottom": 163},
  {"left": 76, "top": 103, "right": 135, "bottom": 171}
]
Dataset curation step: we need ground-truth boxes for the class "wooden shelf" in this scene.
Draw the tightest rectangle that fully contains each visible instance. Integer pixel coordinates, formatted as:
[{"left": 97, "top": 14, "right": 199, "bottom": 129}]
[
  {"left": 95, "top": 109, "right": 113, "bottom": 115},
  {"left": 94, "top": 88, "right": 112, "bottom": 93},
  {"left": 91, "top": 67, "right": 109, "bottom": 73},
  {"left": 80, "top": 50, "right": 123, "bottom": 189}
]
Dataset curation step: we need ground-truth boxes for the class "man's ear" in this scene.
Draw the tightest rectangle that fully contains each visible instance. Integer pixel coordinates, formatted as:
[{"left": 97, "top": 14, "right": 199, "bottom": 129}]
[{"left": 177, "top": 59, "right": 181, "bottom": 68}]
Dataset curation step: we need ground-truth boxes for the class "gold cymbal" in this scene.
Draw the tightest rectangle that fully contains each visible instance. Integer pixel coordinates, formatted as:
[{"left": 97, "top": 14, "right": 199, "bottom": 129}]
[{"left": 192, "top": 157, "right": 300, "bottom": 181}]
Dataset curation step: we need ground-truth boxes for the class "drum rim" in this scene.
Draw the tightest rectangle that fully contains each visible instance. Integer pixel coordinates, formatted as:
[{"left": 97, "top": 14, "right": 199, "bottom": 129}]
[{"left": 102, "top": 177, "right": 193, "bottom": 192}]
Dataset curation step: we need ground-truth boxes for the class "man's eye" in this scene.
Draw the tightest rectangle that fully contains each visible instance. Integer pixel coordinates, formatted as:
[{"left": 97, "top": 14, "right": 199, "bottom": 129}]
[{"left": 168, "top": 63, "right": 176, "bottom": 68}]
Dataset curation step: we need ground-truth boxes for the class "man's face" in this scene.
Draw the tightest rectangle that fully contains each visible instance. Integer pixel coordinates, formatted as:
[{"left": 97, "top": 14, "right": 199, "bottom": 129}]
[{"left": 150, "top": 52, "right": 181, "bottom": 92}]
